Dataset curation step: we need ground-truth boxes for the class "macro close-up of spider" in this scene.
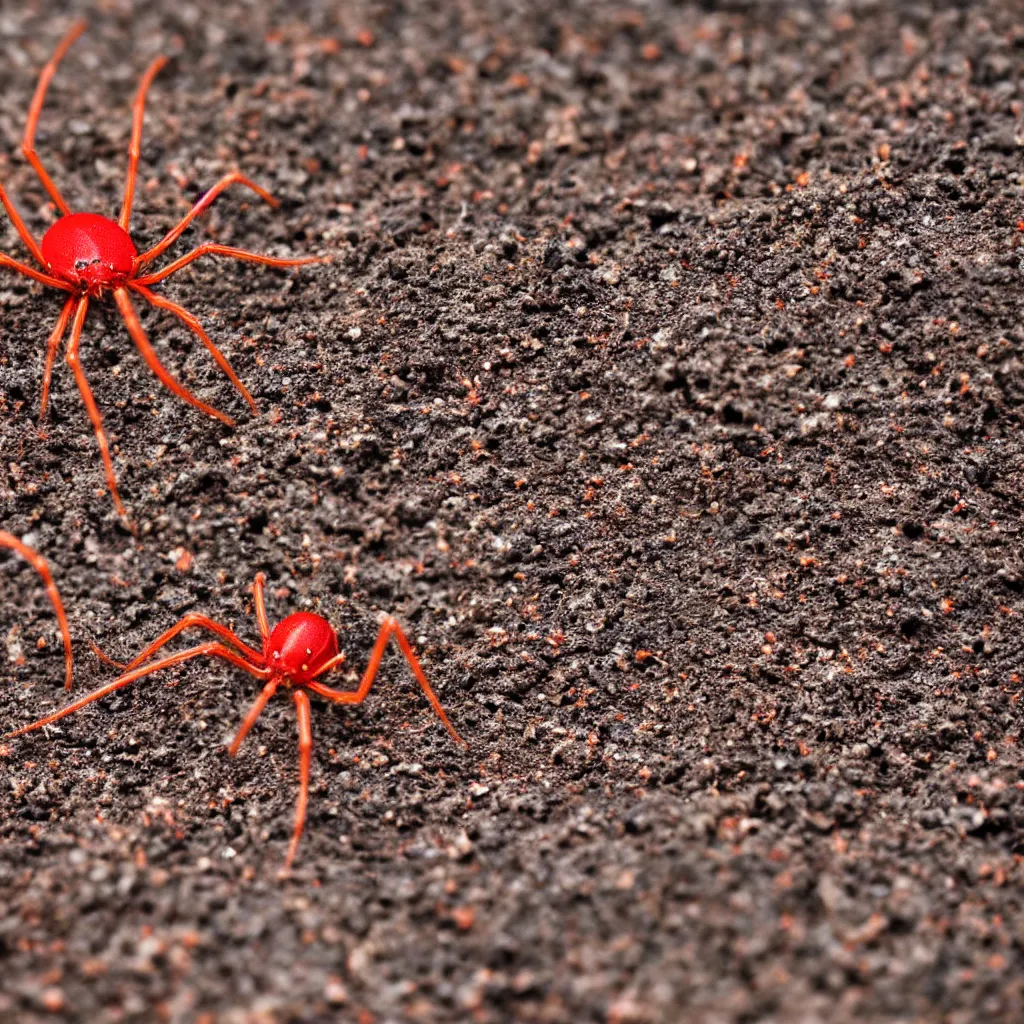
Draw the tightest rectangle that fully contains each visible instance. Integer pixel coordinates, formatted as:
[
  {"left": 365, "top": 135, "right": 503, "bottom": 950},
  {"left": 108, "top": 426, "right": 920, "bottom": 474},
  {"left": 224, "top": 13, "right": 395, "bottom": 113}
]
[
  {"left": 7, "top": 572, "right": 466, "bottom": 873},
  {"left": 0, "top": 20, "right": 325, "bottom": 522}
]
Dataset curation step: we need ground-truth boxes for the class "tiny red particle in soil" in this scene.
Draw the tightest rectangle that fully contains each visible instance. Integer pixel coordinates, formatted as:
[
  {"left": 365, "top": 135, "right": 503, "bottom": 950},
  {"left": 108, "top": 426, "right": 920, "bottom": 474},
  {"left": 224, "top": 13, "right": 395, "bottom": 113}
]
[
  {"left": 452, "top": 906, "right": 475, "bottom": 930},
  {"left": 41, "top": 988, "right": 65, "bottom": 1012}
]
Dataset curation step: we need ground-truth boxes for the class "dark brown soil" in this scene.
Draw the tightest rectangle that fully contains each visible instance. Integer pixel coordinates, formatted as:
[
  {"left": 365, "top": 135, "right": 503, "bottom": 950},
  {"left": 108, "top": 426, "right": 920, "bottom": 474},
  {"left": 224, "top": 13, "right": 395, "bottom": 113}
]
[{"left": 3, "top": 2, "right": 1024, "bottom": 1022}]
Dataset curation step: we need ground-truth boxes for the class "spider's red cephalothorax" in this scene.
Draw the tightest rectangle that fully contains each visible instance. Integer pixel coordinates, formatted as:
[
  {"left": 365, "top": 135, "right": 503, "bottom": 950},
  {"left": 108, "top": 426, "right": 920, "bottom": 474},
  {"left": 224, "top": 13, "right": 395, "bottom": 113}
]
[
  {"left": 0, "top": 21, "right": 328, "bottom": 522},
  {"left": 0, "top": 530, "right": 73, "bottom": 691},
  {"left": 6, "top": 573, "right": 467, "bottom": 874},
  {"left": 41, "top": 213, "right": 138, "bottom": 293},
  {"left": 267, "top": 611, "right": 340, "bottom": 684}
]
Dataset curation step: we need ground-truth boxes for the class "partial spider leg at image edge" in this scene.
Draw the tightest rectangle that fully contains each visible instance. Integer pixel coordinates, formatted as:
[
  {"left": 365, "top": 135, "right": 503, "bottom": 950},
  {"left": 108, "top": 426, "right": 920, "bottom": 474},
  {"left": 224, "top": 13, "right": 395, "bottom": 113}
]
[
  {"left": 0, "top": 531, "right": 74, "bottom": 690},
  {"left": 4, "top": 642, "right": 271, "bottom": 741}
]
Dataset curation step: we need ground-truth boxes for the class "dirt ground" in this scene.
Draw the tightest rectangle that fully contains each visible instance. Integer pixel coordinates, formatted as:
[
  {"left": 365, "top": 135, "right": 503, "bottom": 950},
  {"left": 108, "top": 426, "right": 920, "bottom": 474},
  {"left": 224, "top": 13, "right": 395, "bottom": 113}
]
[{"left": 1, "top": 1, "right": 1024, "bottom": 1021}]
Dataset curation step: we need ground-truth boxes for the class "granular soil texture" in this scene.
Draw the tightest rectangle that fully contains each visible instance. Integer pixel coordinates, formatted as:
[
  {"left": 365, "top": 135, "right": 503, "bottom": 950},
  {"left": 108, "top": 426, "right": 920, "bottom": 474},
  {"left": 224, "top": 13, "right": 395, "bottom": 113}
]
[{"left": 1, "top": 1, "right": 1024, "bottom": 1021}]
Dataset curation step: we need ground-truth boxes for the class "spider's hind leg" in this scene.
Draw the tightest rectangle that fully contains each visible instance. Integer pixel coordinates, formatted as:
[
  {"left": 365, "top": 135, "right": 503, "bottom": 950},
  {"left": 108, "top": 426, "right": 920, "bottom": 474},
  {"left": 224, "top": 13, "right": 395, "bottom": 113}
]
[
  {"left": 282, "top": 689, "right": 313, "bottom": 874},
  {"left": 62, "top": 297, "right": 131, "bottom": 523},
  {"left": 113, "top": 287, "right": 235, "bottom": 427},
  {"left": 39, "top": 296, "right": 77, "bottom": 424},
  {"left": 129, "top": 284, "right": 258, "bottom": 415}
]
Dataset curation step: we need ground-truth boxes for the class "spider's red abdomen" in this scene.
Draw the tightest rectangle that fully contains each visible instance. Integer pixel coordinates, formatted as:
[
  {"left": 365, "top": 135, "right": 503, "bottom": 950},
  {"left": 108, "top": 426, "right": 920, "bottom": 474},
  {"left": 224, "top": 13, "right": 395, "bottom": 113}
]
[
  {"left": 267, "top": 612, "right": 339, "bottom": 684},
  {"left": 41, "top": 212, "right": 137, "bottom": 293}
]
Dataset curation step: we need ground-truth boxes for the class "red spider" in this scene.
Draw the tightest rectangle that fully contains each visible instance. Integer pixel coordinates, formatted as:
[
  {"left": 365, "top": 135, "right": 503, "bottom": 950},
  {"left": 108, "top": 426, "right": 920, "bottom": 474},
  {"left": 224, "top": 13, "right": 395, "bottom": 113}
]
[
  {"left": 6, "top": 572, "right": 468, "bottom": 873},
  {"left": 0, "top": 21, "right": 326, "bottom": 521},
  {"left": 0, "top": 529, "right": 73, "bottom": 691}
]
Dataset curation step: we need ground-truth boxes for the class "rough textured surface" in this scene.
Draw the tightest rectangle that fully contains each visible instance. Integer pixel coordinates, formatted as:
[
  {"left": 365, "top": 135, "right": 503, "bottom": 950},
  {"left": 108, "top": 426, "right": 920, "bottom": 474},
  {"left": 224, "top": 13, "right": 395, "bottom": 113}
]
[{"left": 2, "top": 2, "right": 1024, "bottom": 1021}]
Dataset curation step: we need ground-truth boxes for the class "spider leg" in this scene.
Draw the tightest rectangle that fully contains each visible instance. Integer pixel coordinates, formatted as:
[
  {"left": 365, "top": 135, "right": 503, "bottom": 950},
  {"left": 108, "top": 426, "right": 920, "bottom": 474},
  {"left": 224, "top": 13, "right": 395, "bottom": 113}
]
[
  {"left": 23, "top": 20, "right": 86, "bottom": 217},
  {"left": 133, "top": 243, "right": 326, "bottom": 288},
  {"left": 252, "top": 573, "right": 271, "bottom": 641},
  {"left": 0, "top": 530, "right": 74, "bottom": 692},
  {"left": 305, "top": 617, "right": 467, "bottom": 747},
  {"left": 283, "top": 689, "right": 313, "bottom": 874},
  {"left": 0, "top": 252, "right": 72, "bottom": 290},
  {"left": 113, "top": 287, "right": 235, "bottom": 426},
  {"left": 128, "top": 283, "right": 258, "bottom": 415},
  {"left": 90, "top": 640, "right": 126, "bottom": 670},
  {"left": 63, "top": 297, "right": 130, "bottom": 522},
  {"left": 39, "top": 295, "right": 77, "bottom": 424},
  {"left": 4, "top": 641, "right": 270, "bottom": 739},
  {"left": 119, "top": 56, "right": 169, "bottom": 231},
  {"left": 227, "top": 678, "right": 278, "bottom": 756},
  {"left": 115, "top": 612, "right": 264, "bottom": 674},
  {"left": 135, "top": 172, "right": 280, "bottom": 268},
  {"left": 0, "top": 185, "right": 48, "bottom": 266}
]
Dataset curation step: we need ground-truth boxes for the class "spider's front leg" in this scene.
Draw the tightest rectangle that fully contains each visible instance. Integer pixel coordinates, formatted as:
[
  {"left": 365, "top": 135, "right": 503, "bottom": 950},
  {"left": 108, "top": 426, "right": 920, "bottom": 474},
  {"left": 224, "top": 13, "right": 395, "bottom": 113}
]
[
  {"left": 134, "top": 172, "right": 280, "bottom": 269},
  {"left": 0, "top": 253, "right": 72, "bottom": 290},
  {"left": 22, "top": 19, "right": 86, "bottom": 218},
  {"left": 120, "top": 55, "right": 169, "bottom": 231},
  {"left": 0, "top": 20, "right": 85, "bottom": 265},
  {"left": 133, "top": 242, "right": 326, "bottom": 287},
  {"left": 5, "top": 641, "right": 270, "bottom": 739},
  {"left": 251, "top": 573, "right": 271, "bottom": 640},
  {"left": 112, "top": 612, "right": 264, "bottom": 675},
  {"left": 306, "top": 617, "right": 467, "bottom": 747}
]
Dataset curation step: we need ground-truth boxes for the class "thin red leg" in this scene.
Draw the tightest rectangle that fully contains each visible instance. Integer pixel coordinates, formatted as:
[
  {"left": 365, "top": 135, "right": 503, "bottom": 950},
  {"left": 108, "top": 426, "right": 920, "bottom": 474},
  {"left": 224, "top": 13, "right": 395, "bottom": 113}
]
[
  {"left": 63, "top": 297, "right": 129, "bottom": 521},
  {"left": 129, "top": 283, "right": 259, "bottom": 415},
  {"left": 39, "top": 295, "right": 77, "bottom": 424},
  {"left": 113, "top": 287, "right": 235, "bottom": 426},
  {"left": 284, "top": 689, "right": 312, "bottom": 873},
  {"left": 252, "top": 573, "right": 272, "bottom": 640},
  {"left": 306, "top": 617, "right": 467, "bottom": 747},
  {"left": 135, "top": 172, "right": 280, "bottom": 268},
  {"left": 134, "top": 243, "right": 326, "bottom": 287},
  {"left": 0, "top": 531, "right": 73, "bottom": 692},
  {"left": 5, "top": 641, "right": 270, "bottom": 739},
  {"left": 227, "top": 678, "right": 278, "bottom": 756},
  {"left": 120, "top": 56, "right": 169, "bottom": 231},
  {"left": 0, "top": 252, "right": 72, "bottom": 290},
  {"left": 0, "top": 185, "right": 47, "bottom": 266},
  {"left": 116, "top": 612, "right": 264, "bottom": 674},
  {"left": 90, "top": 640, "right": 125, "bottom": 670},
  {"left": 23, "top": 20, "right": 86, "bottom": 217},
  {"left": 309, "top": 652, "right": 346, "bottom": 677}
]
